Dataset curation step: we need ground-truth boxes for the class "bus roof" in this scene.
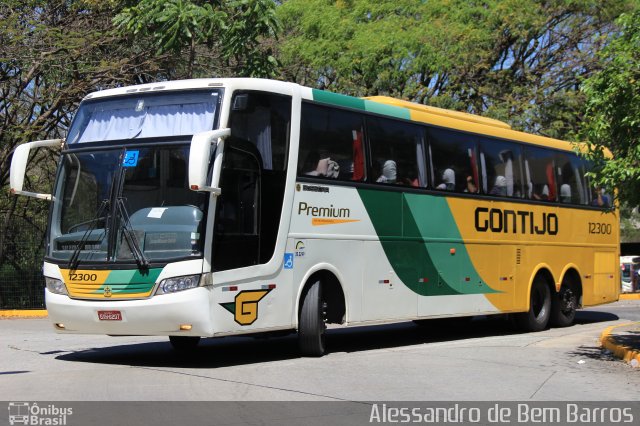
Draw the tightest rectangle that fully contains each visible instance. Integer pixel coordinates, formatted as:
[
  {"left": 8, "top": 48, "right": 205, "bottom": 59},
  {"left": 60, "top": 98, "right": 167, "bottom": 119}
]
[
  {"left": 81, "top": 78, "right": 595, "bottom": 155},
  {"left": 361, "top": 96, "right": 578, "bottom": 153},
  {"left": 364, "top": 96, "right": 513, "bottom": 130}
]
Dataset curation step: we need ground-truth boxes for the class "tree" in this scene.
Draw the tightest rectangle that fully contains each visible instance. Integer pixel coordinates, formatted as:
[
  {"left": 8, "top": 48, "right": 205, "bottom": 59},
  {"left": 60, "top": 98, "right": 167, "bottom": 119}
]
[
  {"left": 276, "top": 0, "right": 637, "bottom": 140},
  {"left": 113, "top": 0, "right": 281, "bottom": 79},
  {"left": 579, "top": 11, "right": 640, "bottom": 207},
  {"left": 0, "top": 0, "right": 284, "bottom": 307},
  {"left": 0, "top": 0, "right": 163, "bottom": 306}
]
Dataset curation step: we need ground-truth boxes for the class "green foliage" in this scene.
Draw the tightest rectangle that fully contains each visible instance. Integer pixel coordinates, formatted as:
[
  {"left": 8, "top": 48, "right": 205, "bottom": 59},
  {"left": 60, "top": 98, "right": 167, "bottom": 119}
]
[
  {"left": 114, "top": 0, "right": 280, "bottom": 78},
  {"left": 580, "top": 11, "right": 640, "bottom": 206},
  {"left": 277, "top": 0, "right": 636, "bottom": 140},
  {"left": 113, "top": 0, "right": 226, "bottom": 55},
  {"left": 0, "top": 0, "right": 282, "bottom": 307}
]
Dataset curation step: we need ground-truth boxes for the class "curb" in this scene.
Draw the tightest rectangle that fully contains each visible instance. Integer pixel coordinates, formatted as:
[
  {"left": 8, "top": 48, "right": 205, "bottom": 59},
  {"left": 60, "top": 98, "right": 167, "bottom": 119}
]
[
  {"left": 600, "top": 322, "right": 640, "bottom": 367},
  {"left": 0, "top": 309, "right": 48, "bottom": 318},
  {"left": 619, "top": 293, "right": 640, "bottom": 300}
]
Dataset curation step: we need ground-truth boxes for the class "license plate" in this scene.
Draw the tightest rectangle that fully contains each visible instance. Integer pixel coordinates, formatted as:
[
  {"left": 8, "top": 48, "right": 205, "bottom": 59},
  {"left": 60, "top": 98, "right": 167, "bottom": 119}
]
[{"left": 97, "top": 310, "right": 122, "bottom": 321}]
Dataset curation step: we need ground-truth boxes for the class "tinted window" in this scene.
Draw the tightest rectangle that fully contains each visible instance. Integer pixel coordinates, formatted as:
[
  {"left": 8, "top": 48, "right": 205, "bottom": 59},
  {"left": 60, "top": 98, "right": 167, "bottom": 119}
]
[
  {"left": 555, "top": 152, "right": 594, "bottom": 205},
  {"left": 523, "top": 146, "right": 557, "bottom": 201},
  {"left": 479, "top": 138, "right": 524, "bottom": 198},
  {"left": 230, "top": 91, "right": 291, "bottom": 171},
  {"left": 213, "top": 143, "right": 261, "bottom": 271},
  {"left": 368, "top": 117, "right": 426, "bottom": 187},
  {"left": 299, "top": 103, "right": 365, "bottom": 181},
  {"left": 428, "top": 128, "right": 478, "bottom": 193}
]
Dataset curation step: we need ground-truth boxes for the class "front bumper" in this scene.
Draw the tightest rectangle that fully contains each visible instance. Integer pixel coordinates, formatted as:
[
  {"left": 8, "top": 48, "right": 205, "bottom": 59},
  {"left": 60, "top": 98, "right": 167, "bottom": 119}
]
[{"left": 45, "top": 286, "right": 214, "bottom": 337}]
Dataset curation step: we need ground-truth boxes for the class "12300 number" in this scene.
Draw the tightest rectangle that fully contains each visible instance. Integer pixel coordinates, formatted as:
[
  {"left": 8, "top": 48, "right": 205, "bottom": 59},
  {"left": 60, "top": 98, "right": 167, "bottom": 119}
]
[
  {"left": 588, "top": 222, "right": 612, "bottom": 235},
  {"left": 69, "top": 273, "right": 98, "bottom": 281}
]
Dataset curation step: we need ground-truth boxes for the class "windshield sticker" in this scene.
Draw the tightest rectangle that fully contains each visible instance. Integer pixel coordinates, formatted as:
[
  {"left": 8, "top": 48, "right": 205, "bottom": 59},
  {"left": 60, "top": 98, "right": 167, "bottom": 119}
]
[
  {"left": 147, "top": 207, "right": 168, "bottom": 219},
  {"left": 123, "top": 150, "right": 139, "bottom": 167}
]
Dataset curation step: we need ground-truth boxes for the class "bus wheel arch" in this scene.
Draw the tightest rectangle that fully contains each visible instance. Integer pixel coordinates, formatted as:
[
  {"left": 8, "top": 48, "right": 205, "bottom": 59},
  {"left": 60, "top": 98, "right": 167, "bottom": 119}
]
[
  {"left": 297, "top": 268, "right": 346, "bottom": 356},
  {"left": 515, "top": 268, "right": 553, "bottom": 332},
  {"left": 550, "top": 267, "right": 582, "bottom": 328}
]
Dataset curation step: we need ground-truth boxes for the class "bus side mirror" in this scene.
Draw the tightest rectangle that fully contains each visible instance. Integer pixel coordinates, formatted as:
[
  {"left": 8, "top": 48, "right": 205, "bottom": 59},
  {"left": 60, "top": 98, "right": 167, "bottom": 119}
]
[
  {"left": 10, "top": 139, "right": 63, "bottom": 201},
  {"left": 188, "top": 128, "right": 230, "bottom": 195}
]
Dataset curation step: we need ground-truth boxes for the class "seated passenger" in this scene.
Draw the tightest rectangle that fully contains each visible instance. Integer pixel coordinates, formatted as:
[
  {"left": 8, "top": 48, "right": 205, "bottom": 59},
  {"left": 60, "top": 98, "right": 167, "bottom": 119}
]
[
  {"left": 592, "top": 187, "right": 610, "bottom": 208},
  {"left": 489, "top": 176, "right": 507, "bottom": 196},
  {"left": 531, "top": 184, "right": 550, "bottom": 201},
  {"left": 377, "top": 160, "right": 397, "bottom": 184},
  {"left": 305, "top": 154, "right": 340, "bottom": 178},
  {"left": 401, "top": 165, "right": 420, "bottom": 187},
  {"left": 465, "top": 176, "right": 478, "bottom": 193},
  {"left": 560, "top": 184, "right": 572, "bottom": 203},
  {"left": 436, "top": 168, "right": 455, "bottom": 190}
]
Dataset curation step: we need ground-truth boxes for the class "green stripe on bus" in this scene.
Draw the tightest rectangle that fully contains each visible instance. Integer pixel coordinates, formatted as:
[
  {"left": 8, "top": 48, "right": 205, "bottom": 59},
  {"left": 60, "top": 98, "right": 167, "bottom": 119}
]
[
  {"left": 312, "top": 89, "right": 366, "bottom": 110},
  {"left": 102, "top": 268, "right": 162, "bottom": 293},
  {"left": 358, "top": 189, "right": 498, "bottom": 296},
  {"left": 312, "top": 89, "right": 411, "bottom": 120},
  {"left": 104, "top": 268, "right": 162, "bottom": 284},
  {"left": 363, "top": 100, "right": 411, "bottom": 120}
]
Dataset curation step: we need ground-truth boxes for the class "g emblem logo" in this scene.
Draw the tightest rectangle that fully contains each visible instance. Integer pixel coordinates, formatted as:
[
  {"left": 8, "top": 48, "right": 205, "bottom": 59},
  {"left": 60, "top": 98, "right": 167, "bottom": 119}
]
[
  {"left": 104, "top": 286, "right": 112, "bottom": 298},
  {"left": 220, "top": 289, "right": 271, "bottom": 325}
]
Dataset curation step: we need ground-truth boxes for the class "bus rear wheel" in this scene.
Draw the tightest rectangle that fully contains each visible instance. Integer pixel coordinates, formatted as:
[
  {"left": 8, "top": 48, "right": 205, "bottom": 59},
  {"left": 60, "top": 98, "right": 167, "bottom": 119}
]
[
  {"left": 298, "top": 280, "right": 326, "bottom": 357},
  {"left": 550, "top": 285, "right": 577, "bottom": 327},
  {"left": 515, "top": 276, "right": 551, "bottom": 332},
  {"left": 169, "top": 335, "right": 201, "bottom": 352}
]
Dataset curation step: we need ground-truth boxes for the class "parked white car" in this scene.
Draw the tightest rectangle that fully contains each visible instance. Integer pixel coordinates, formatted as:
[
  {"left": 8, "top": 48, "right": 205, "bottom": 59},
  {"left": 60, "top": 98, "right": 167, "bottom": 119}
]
[{"left": 620, "top": 255, "right": 640, "bottom": 293}]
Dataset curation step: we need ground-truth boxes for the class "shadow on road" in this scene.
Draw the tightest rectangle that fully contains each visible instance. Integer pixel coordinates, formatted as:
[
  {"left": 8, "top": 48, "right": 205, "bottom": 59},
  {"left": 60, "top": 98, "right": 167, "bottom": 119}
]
[
  {"left": 56, "top": 310, "right": 619, "bottom": 369},
  {"left": 574, "top": 310, "right": 619, "bottom": 324}
]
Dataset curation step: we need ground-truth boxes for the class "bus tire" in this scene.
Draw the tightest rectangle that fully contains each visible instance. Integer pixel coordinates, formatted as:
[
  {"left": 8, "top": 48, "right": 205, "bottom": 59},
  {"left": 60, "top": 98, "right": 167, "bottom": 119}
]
[
  {"left": 550, "top": 285, "right": 577, "bottom": 327},
  {"left": 515, "top": 276, "right": 551, "bottom": 332},
  {"left": 298, "top": 280, "right": 326, "bottom": 357},
  {"left": 169, "top": 336, "right": 200, "bottom": 352}
]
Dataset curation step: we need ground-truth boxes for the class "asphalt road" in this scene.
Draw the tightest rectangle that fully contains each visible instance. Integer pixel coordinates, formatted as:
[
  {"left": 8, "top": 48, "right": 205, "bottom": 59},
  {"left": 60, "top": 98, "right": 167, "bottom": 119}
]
[
  {"left": 0, "top": 300, "right": 638, "bottom": 403},
  {"left": 583, "top": 298, "right": 640, "bottom": 321}
]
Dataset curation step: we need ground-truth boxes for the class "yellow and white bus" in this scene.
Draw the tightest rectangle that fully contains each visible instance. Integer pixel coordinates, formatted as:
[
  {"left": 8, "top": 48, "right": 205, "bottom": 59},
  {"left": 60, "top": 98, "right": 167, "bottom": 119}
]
[{"left": 10, "top": 78, "right": 619, "bottom": 355}]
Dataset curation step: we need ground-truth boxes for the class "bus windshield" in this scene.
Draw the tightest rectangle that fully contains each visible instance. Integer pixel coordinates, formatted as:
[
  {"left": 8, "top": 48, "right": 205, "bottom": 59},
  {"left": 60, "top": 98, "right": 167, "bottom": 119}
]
[
  {"left": 67, "top": 90, "right": 221, "bottom": 144},
  {"left": 48, "top": 144, "right": 209, "bottom": 265}
]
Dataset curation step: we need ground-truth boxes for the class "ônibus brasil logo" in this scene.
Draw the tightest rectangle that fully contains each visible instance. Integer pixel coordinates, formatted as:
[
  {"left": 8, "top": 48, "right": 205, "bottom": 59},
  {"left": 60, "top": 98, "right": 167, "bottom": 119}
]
[{"left": 8, "top": 402, "right": 72, "bottom": 425}]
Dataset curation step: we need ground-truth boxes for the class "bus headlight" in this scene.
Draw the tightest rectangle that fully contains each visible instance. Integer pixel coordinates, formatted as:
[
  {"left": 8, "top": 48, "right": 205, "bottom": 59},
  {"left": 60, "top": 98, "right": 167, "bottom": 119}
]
[
  {"left": 45, "top": 277, "right": 68, "bottom": 295},
  {"left": 156, "top": 274, "right": 201, "bottom": 295}
]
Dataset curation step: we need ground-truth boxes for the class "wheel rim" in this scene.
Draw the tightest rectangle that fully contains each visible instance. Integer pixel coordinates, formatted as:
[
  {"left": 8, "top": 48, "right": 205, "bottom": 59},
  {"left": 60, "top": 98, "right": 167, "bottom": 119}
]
[{"left": 560, "top": 288, "right": 575, "bottom": 315}]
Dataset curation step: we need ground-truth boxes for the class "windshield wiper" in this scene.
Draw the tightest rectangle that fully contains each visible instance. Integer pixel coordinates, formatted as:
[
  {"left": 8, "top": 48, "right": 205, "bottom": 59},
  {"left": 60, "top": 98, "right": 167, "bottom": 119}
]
[
  {"left": 115, "top": 197, "right": 149, "bottom": 269},
  {"left": 68, "top": 199, "right": 109, "bottom": 269}
]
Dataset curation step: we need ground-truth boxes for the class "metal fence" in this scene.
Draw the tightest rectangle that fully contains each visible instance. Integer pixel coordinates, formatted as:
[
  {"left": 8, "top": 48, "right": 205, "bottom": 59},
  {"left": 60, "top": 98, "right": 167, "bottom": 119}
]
[{"left": 0, "top": 213, "right": 47, "bottom": 309}]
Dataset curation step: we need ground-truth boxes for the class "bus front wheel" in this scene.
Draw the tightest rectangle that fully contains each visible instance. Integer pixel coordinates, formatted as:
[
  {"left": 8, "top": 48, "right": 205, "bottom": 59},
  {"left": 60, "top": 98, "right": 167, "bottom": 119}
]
[
  {"left": 298, "top": 280, "right": 326, "bottom": 357},
  {"left": 515, "top": 276, "right": 551, "bottom": 332}
]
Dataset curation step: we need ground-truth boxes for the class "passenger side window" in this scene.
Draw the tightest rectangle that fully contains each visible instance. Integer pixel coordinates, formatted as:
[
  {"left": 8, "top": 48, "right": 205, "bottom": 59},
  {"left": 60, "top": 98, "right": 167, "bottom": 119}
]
[
  {"left": 479, "top": 139, "right": 524, "bottom": 198},
  {"left": 555, "top": 153, "right": 585, "bottom": 204},
  {"left": 229, "top": 91, "right": 291, "bottom": 171},
  {"left": 523, "top": 146, "right": 557, "bottom": 202},
  {"left": 428, "top": 128, "right": 478, "bottom": 193},
  {"left": 299, "top": 103, "right": 365, "bottom": 182},
  {"left": 367, "top": 117, "right": 426, "bottom": 187}
]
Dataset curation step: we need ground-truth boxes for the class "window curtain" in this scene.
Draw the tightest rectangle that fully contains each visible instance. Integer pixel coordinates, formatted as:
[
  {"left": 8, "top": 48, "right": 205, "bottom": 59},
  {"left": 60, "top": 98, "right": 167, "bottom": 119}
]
[
  {"left": 232, "top": 106, "right": 273, "bottom": 170},
  {"left": 71, "top": 92, "right": 219, "bottom": 144}
]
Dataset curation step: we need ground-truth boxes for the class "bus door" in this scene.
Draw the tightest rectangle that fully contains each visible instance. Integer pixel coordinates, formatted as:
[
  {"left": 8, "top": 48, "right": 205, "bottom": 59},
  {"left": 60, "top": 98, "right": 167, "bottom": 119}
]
[{"left": 209, "top": 91, "right": 294, "bottom": 333}]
